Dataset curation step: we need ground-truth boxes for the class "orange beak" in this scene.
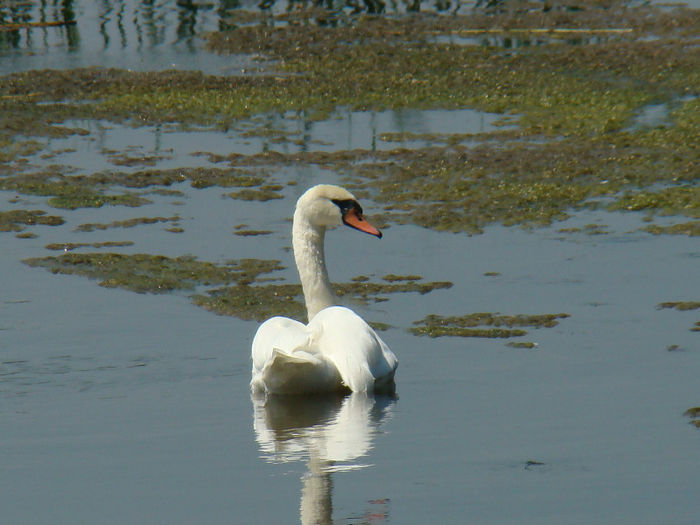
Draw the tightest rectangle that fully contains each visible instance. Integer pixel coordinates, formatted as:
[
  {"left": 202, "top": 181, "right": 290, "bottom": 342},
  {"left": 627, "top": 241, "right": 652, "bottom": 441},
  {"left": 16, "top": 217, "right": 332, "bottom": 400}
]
[{"left": 343, "top": 207, "right": 382, "bottom": 238}]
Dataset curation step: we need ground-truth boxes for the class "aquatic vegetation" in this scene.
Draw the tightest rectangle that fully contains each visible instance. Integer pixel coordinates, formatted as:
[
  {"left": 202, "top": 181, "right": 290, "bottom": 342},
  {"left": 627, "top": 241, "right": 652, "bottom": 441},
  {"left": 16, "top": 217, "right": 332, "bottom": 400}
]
[
  {"left": 0, "top": 167, "right": 269, "bottom": 210},
  {"left": 22, "top": 253, "right": 285, "bottom": 294},
  {"left": 658, "top": 301, "right": 700, "bottom": 333},
  {"left": 234, "top": 229, "right": 273, "bottom": 236},
  {"left": 0, "top": 4, "right": 696, "bottom": 234},
  {"left": 227, "top": 185, "right": 285, "bottom": 201},
  {"left": 657, "top": 302, "right": 700, "bottom": 311},
  {"left": 192, "top": 283, "right": 305, "bottom": 321},
  {"left": 558, "top": 224, "right": 610, "bottom": 235},
  {"left": 506, "top": 341, "right": 538, "bottom": 349},
  {"left": 369, "top": 321, "right": 391, "bottom": 332},
  {"left": 75, "top": 216, "right": 180, "bottom": 232},
  {"left": 609, "top": 186, "right": 699, "bottom": 217},
  {"left": 0, "top": 9, "right": 695, "bottom": 136},
  {"left": 410, "top": 312, "right": 570, "bottom": 338},
  {"left": 0, "top": 171, "right": 152, "bottom": 210},
  {"left": 204, "top": 11, "right": 700, "bottom": 232},
  {"left": 382, "top": 274, "right": 422, "bottom": 282},
  {"left": 22, "top": 249, "right": 447, "bottom": 322},
  {"left": 45, "top": 241, "right": 135, "bottom": 251},
  {"left": 641, "top": 221, "right": 700, "bottom": 237},
  {"left": 336, "top": 279, "right": 452, "bottom": 303},
  {"left": 524, "top": 460, "right": 547, "bottom": 470},
  {"left": 684, "top": 407, "right": 700, "bottom": 429},
  {"left": 107, "top": 153, "right": 169, "bottom": 167},
  {"left": 193, "top": 277, "right": 452, "bottom": 321},
  {"left": 0, "top": 209, "right": 64, "bottom": 232}
]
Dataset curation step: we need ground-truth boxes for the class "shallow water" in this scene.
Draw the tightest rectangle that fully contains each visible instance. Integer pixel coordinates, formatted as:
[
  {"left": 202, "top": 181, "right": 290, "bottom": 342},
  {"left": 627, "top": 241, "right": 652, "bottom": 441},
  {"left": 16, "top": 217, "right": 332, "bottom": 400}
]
[
  {"left": 3, "top": 186, "right": 699, "bottom": 524},
  {"left": 2, "top": 3, "right": 700, "bottom": 525},
  {"left": 31, "top": 107, "right": 508, "bottom": 174}
]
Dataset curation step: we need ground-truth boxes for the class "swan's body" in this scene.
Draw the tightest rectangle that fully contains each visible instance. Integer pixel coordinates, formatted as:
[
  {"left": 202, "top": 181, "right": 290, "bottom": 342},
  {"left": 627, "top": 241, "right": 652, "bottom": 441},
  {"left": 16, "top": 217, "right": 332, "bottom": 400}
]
[{"left": 251, "top": 184, "right": 397, "bottom": 395}]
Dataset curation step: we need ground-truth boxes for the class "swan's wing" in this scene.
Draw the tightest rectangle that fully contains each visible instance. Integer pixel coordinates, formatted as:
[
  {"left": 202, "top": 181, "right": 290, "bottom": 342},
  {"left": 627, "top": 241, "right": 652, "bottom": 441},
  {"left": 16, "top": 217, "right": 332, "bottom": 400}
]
[
  {"left": 251, "top": 316, "right": 343, "bottom": 394},
  {"left": 252, "top": 316, "right": 307, "bottom": 373},
  {"left": 310, "top": 306, "right": 398, "bottom": 393}
]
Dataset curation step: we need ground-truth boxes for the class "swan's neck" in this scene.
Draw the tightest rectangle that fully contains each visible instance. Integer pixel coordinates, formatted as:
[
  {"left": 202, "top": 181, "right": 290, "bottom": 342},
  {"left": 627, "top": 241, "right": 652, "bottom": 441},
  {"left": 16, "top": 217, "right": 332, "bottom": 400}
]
[{"left": 293, "top": 211, "right": 336, "bottom": 322}]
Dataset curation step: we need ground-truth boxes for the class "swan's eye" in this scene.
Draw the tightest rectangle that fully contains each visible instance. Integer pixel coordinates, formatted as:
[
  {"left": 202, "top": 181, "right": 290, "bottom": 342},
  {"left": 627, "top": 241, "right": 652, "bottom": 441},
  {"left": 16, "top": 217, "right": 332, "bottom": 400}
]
[{"left": 331, "top": 199, "right": 363, "bottom": 217}]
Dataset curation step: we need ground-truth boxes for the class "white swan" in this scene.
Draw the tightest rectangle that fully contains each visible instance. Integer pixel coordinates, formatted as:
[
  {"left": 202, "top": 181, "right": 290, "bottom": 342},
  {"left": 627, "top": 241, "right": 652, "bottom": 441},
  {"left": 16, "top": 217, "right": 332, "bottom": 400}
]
[{"left": 251, "top": 184, "right": 398, "bottom": 395}]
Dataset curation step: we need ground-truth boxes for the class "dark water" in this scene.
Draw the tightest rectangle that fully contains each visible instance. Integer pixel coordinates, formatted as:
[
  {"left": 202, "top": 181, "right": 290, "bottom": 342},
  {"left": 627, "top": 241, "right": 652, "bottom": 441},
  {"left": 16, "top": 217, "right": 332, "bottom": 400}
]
[{"left": 2, "top": 2, "right": 700, "bottom": 524}]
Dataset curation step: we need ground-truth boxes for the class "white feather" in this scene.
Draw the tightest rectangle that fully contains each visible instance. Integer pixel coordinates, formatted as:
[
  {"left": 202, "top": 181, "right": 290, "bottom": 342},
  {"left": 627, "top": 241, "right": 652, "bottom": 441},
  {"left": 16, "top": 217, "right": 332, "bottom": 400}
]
[{"left": 251, "top": 185, "right": 398, "bottom": 395}]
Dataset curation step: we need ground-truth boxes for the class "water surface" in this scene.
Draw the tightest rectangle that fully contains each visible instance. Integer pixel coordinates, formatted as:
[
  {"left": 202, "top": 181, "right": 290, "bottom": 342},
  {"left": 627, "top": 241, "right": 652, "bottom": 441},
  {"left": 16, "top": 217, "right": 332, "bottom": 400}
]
[{"left": 1, "top": 3, "right": 699, "bottom": 524}]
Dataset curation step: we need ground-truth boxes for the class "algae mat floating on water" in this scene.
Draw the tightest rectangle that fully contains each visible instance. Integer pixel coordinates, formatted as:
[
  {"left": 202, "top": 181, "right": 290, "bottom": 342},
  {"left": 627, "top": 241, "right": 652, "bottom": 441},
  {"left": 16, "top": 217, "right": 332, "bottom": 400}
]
[
  {"left": 0, "top": 3, "right": 697, "bottom": 235},
  {"left": 22, "top": 253, "right": 453, "bottom": 327}
]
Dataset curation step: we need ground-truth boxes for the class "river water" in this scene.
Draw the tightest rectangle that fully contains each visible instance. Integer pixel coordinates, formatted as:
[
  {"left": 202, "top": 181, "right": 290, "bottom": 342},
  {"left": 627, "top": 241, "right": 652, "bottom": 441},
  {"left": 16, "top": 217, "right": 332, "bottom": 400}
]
[{"left": 1, "top": 2, "right": 699, "bottom": 524}]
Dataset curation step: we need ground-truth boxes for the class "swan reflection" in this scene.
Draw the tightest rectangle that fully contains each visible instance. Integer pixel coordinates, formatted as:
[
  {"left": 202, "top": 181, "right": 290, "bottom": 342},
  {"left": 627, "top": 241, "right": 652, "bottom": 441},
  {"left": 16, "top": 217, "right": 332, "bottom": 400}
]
[{"left": 252, "top": 393, "right": 395, "bottom": 524}]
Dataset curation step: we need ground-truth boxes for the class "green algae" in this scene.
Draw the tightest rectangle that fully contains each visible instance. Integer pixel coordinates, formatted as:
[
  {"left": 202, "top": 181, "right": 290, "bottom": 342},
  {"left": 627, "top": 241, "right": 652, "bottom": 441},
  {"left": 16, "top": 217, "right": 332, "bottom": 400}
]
[
  {"left": 609, "top": 186, "right": 700, "bottom": 217},
  {"left": 0, "top": 8, "right": 694, "bottom": 135},
  {"left": 107, "top": 153, "right": 169, "bottom": 167},
  {"left": 22, "top": 253, "right": 284, "bottom": 294},
  {"left": 658, "top": 301, "right": 700, "bottom": 333},
  {"left": 410, "top": 312, "right": 570, "bottom": 338},
  {"left": 506, "top": 341, "right": 538, "bottom": 349},
  {"left": 97, "top": 167, "right": 265, "bottom": 190},
  {"left": 202, "top": 10, "right": 696, "bottom": 233},
  {"left": 0, "top": 171, "right": 152, "bottom": 210},
  {"left": 0, "top": 5, "right": 697, "bottom": 235},
  {"left": 204, "top": 12, "right": 698, "bottom": 134},
  {"left": 202, "top": 109, "right": 696, "bottom": 233},
  {"left": 234, "top": 229, "right": 273, "bottom": 236},
  {"left": 76, "top": 216, "right": 180, "bottom": 232},
  {"left": 684, "top": 407, "right": 700, "bottom": 429},
  {"left": 641, "top": 221, "right": 700, "bottom": 237},
  {"left": 193, "top": 277, "right": 452, "bottom": 322},
  {"left": 559, "top": 224, "right": 610, "bottom": 235},
  {"left": 45, "top": 241, "right": 135, "bottom": 251},
  {"left": 411, "top": 325, "right": 528, "bottom": 338},
  {"left": 192, "top": 283, "right": 305, "bottom": 321},
  {"left": 0, "top": 167, "right": 268, "bottom": 210},
  {"left": 658, "top": 301, "right": 700, "bottom": 311},
  {"left": 50, "top": 192, "right": 151, "bottom": 210},
  {"left": 0, "top": 209, "right": 64, "bottom": 232},
  {"left": 369, "top": 321, "right": 391, "bottom": 332},
  {"left": 382, "top": 274, "right": 422, "bottom": 282},
  {"left": 227, "top": 185, "right": 285, "bottom": 201},
  {"left": 335, "top": 279, "right": 452, "bottom": 302}
]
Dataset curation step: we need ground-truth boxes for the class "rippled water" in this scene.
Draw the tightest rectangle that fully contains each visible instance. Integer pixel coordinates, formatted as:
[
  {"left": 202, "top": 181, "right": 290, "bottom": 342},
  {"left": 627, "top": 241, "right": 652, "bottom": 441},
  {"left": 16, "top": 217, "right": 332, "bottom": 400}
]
[{"left": 2, "top": 2, "right": 699, "bottom": 525}]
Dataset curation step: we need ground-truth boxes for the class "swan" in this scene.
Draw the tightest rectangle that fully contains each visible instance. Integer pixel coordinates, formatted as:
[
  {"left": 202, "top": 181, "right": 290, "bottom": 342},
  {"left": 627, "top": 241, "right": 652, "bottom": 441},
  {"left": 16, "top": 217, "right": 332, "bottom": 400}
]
[{"left": 251, "top": 184, "right": 398, "bottom": 395}]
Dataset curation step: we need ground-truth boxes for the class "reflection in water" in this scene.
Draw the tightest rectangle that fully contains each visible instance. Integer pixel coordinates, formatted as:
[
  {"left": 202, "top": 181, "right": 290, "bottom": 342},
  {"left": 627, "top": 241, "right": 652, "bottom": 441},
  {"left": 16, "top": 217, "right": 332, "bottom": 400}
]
[
  {"left": 252, "top": 393, "right": 395, "bottom": 524},
  {"left": 0, "top": 0, "right": 247, "bottom": 74}
]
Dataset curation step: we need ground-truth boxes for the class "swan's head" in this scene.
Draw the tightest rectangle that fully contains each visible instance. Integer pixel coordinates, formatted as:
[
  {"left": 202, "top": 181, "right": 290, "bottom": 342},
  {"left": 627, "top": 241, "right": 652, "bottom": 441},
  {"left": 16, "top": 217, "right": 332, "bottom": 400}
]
[{"left": 296, "top": 184, "right": 382, "bottom": 238}]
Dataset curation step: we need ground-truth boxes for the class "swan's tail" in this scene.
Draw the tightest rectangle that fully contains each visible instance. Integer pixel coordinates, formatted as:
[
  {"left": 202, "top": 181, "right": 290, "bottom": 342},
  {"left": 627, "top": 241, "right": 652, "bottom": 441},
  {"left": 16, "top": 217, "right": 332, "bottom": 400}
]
[{"left": 256, "top": 348, "right": 346, "bottom": 395}]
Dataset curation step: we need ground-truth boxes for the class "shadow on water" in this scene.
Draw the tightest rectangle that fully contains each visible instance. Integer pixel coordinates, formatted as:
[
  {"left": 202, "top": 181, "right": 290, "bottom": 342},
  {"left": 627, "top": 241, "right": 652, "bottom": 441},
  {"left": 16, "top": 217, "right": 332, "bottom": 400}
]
[{"left": 252, "top": 392, "right": 396, "bottom": 524}]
